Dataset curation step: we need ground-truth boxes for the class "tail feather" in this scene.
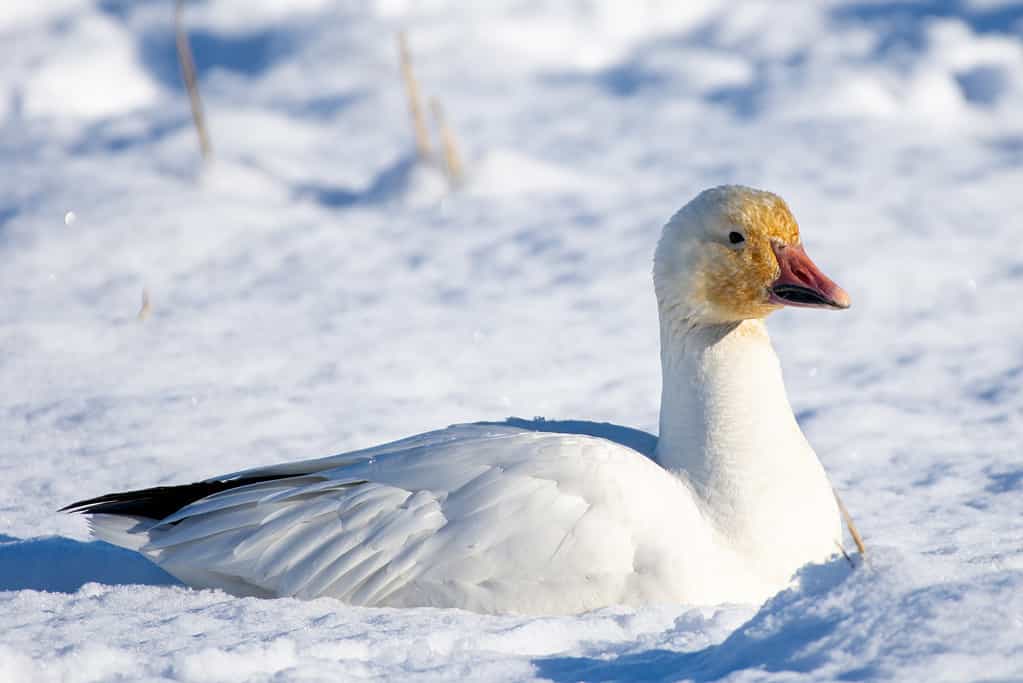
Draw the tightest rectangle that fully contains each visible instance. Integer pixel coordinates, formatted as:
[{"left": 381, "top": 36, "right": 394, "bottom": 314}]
[{"left": 87, "top": 513, "right": 155, "bottom": 551}]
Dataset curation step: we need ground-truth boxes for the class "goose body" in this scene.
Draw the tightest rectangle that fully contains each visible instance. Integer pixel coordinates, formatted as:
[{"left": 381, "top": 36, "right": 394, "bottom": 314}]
[{"left": 66, "top": 186, "right": 850, "bottom": 615}]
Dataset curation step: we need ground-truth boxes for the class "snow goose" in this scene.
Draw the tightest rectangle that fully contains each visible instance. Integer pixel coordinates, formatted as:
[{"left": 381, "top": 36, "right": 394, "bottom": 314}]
[{"left": 64, "top": 185, "right": 851, "bottom": 615}]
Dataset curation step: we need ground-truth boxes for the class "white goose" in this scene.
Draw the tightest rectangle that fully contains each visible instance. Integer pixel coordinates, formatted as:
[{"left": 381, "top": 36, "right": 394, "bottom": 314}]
[{"left": 65, "top": 186, "right": 851, "bottom": 615}]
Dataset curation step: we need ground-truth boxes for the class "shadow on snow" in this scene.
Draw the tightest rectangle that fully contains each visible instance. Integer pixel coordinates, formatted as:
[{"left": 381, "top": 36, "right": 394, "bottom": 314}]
[
  {"left": 0, "top": 534, "right": 179, "bottom": 593},
  {"left": 535, "top": 560, "right": 857, "bottom": 682}
]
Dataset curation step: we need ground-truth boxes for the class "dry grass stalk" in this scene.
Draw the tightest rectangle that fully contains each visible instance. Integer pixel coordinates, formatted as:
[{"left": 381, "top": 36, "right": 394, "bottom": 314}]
[
  {"left": 835, "top": 540, "right": 854, "bottom": 568},
  {"left": 175, "top": 0, "right": 212, "bottom": 162},
  {"left": 138, "top": 288, "right": 152, "bottom": 321},
  {"left": 834, "top": 489, "right": 867, "bottom": 558},
  {"left": 429, "top": 97, "right": 464, "bottom": 187},
  {"left": 397, "top": 31, "right": 432, "bottom": 161}
]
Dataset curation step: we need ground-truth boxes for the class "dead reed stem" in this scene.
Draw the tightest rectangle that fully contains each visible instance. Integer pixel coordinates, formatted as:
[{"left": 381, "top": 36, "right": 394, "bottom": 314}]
[
  {"left": 175, "top": 0, "right": 212, "bottom": 162},
  {"left": 397, "top": 31, "right": 432, "bottom": 161},
  {"left": 834, "top": 489, "right": 867, "bottom": 558},
  {"left": 138, "top": 288, "right": 152, "bottom": 321},
  {"left": 835, "top": 540, "right": 854, "bottom": 568},
  {"left": 430, "top": 97, "right": 464, "bottom": 187}
]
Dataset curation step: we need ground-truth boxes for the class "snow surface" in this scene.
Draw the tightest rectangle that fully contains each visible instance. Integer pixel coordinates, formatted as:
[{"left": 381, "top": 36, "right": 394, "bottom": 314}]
[{"left": 2, "top": 1, "right": 1023, "bottom": 680}]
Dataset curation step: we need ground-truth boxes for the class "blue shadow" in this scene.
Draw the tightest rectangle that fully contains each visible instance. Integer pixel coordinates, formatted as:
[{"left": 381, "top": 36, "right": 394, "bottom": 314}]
[
  {"left": 294, "top": 155, "right": 421, "bottom": 209},
  {"left": 832, "top": 1, "right": 1023, "bottom": 40},
  {"left": 69, "top": 115, "right": 190, "bottom": 157},
  {"left": 535, "top": 560, "right": 856, "bottom": 682},
  {"left": 0, "top": 535, "right": 179, "bottom": 593},
  {"left": 540, "top": 1, "right": 1022, "bottom": 121},
  {"left": 139, "top": 27, "right": 292, "bottom": 91}
]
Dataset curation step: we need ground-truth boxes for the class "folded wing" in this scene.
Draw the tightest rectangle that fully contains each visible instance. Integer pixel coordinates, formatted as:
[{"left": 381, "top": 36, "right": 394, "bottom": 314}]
[{"left": 70, "top": 423, "right": 691, "bottom": 612}]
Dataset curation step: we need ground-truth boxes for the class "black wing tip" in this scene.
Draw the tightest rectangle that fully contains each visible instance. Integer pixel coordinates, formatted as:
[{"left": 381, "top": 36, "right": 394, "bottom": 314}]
[
  {"left": 59, "top": 487, "right": 172, "bottom": 517},
  {"left": 59, "top": 476, "right": 290, "bottom": 521},
  {"left": 60, "top": 493, "right": 125, "bottom": 514},
  {"left": 59, "top": 500, "right": 91, "bottom": 513}
]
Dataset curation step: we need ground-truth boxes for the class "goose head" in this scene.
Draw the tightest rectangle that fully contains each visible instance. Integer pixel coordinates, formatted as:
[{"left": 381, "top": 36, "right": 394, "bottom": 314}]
[{"left": 654, "top": 185, "right": 849, "bottom": 328}]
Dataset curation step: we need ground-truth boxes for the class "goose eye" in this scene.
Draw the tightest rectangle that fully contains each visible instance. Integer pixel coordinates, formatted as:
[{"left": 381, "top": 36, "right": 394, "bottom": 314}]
[{"left": 728, "top": 231, "right": 745, "bottom": 245}]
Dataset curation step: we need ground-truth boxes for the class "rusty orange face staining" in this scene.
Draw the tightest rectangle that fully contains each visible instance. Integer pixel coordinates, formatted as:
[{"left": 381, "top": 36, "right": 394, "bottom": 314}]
[{"left": 700, "top": 190, "right": 802, "bottom": 321}]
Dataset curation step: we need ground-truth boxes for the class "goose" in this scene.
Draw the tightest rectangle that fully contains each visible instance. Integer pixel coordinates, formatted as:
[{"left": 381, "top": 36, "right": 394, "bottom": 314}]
[{"left": 64, "top": 185, "right": 851, "bottom": 615}]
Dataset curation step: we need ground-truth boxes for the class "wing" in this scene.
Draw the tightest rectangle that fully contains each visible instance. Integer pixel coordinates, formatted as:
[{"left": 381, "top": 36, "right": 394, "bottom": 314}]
[{"left": 134, "top": 424, "right": 696, "bottom": 613}]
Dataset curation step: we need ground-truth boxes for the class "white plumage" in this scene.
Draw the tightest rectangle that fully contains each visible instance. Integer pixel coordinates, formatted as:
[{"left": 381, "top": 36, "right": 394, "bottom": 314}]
[{"left": 72, "top": 185, "right": 851, "bottom": 615}]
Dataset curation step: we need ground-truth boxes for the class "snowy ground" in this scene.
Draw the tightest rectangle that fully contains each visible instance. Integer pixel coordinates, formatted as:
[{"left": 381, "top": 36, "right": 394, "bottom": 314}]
[{"left": 2, "top": 1, "right": 1023, "bottom": 681}]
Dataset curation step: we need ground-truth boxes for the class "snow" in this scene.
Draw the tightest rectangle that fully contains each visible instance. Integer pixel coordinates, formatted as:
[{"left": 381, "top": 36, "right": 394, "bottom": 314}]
[{"left": 1, "top": 0, "right": 1022, "bottom": 680}]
